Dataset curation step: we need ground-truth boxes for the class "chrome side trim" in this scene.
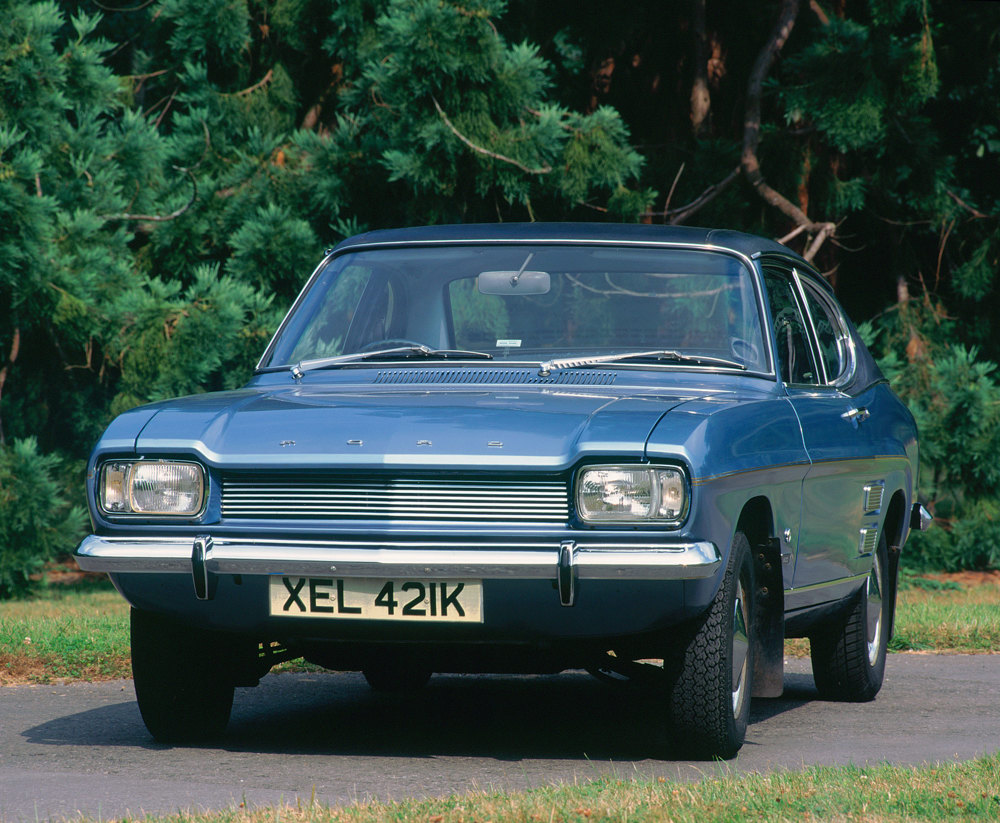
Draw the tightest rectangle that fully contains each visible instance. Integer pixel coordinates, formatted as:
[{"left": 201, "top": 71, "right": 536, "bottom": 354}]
[
  {"left": 75, "top": 535, "right": 722, "bottom": 581},
  {"left": 783, "top": 572, "right": 870, "bottom": 612}
]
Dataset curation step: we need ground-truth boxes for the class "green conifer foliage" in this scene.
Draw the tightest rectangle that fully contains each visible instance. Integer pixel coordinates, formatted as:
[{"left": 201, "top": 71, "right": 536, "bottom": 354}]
[
  {"left": 0, "top": 438, "right": 87, "bottom": 597},
  {"left": 1, "top": 0, "right": 999, "bottom": 578}
]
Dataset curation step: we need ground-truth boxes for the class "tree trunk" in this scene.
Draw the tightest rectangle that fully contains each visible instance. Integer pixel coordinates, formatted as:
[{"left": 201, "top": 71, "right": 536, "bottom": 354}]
[
  {"left": 0, "top": 327, "right": 21, "bottom": 447},
  {"left": 690, "top": 0, "right": 711, "bottom": 138},
  {"left": 740, "top": 0, "right": 836, "bottom": 262}
]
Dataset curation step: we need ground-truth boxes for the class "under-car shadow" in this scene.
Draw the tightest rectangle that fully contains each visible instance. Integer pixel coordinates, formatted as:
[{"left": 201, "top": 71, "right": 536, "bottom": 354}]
[{"left": 23, "top": 669, "right": 820, "bottom": 760}]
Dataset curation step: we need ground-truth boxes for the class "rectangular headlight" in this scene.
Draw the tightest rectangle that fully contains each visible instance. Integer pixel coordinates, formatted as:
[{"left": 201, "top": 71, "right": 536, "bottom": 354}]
[
  {"left": 99, "top": 460, "right": 205, "bottom": 516},
  {"left": 577, "top": 465, "right": 688, "bottom": 524}
]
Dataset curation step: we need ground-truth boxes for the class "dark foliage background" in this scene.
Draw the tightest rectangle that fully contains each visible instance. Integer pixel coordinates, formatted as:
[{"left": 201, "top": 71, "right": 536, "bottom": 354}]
[{"left": 1, "top": 0, "right": 998, "bottom": 593}]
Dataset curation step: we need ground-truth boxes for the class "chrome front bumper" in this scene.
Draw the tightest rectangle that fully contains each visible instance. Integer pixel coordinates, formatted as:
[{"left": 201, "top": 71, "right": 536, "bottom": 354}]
[{"left": 75, "top": 534, "right": 722, "bottom": 606}]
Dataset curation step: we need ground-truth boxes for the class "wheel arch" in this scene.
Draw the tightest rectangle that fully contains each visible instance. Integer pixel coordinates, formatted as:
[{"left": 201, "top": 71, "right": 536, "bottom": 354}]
[
  {"left": 737, "top": 495, "right": 785, "bottom": 698},
  {"left": 882, "top": 489, "right": 908, "bottom": 639}
]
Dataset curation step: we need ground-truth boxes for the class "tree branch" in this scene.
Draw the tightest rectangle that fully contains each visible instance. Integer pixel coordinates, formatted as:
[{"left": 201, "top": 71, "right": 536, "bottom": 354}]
[
  {"left": 809, "top": 0, "right": 830, "bottom": 25},
  {"left": 92, "top": 0, "right": 156, "bottom": 11},
  {"left": 433, "top": 97, "right": 552, "bottom": 175},
  {"left": 740, "top": 0, "right": 836, "bottom": 261},
  {"left": 99, "top": 165, "right": 198, "bottom": 223},
  {"left": 947, "top": 189, "right": 992, "bottom": 220},
  {"left": 663, "top": 162, "right": 685, "bottom": 215},
  {"left": 229, "top": 69, "right": 274, "bottom": 97},
  {"left": 640, "top": 165, "right": 741, "bottom": 224}
]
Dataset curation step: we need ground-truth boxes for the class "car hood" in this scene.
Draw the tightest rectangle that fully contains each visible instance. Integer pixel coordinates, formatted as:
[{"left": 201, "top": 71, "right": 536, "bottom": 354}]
[{"left": 131, "top": 386, "right": 698, "bottom": 470}]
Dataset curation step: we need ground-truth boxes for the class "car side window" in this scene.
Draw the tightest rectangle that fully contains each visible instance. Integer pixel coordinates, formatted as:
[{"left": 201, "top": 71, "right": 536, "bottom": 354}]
[
  {"left": 762, "top": 269, "right": 819, "bottom": 385},
  {"left": 799, "top": 277, "right": 852, "bottom": 385}
]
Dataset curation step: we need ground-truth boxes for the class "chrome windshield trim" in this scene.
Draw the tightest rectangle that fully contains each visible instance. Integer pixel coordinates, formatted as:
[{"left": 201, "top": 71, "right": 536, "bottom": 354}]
[{"left": 75, "top": 535, "right": 722, "bottom": 581}]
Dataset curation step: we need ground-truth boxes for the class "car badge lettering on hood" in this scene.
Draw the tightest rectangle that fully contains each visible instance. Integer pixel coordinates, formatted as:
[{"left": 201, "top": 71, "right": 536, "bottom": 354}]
[
  {"left": 279, "top": 440, "right": 295, "bottom": 447},
  {"left": 417, "top": 440, "right": 432, "bottom": 446}
]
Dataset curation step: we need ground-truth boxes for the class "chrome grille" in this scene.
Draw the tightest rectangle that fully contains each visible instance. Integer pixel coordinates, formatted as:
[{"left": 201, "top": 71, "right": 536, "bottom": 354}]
[{"left": 221, "top": 475, "right": 569, "bottom": 523}]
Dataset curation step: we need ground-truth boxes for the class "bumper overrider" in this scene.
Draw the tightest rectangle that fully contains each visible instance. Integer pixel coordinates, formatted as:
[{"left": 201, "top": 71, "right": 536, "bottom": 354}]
[{"left": 75, "top": 535, "right": 721, "bottom": 607}]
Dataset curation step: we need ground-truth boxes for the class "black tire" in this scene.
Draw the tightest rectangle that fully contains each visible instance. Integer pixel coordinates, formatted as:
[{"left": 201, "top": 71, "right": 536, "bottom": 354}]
[
  {"left": 809, "top": 534, "right": 889, "bottom": 702},
  {"left": 362, "top": 661, "right": 432, "bottom": 692},
  {"left": 662, "top": 531, "right": 755, "bottom": 759},
  {"left": 130, "top": 608, "right": 235, "bottom": 744}
]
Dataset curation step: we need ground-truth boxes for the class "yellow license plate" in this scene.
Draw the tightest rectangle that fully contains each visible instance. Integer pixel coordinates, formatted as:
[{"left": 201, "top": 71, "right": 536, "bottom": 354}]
[{"left": 269, "top": 576, "right": 483, "bottom": 623}]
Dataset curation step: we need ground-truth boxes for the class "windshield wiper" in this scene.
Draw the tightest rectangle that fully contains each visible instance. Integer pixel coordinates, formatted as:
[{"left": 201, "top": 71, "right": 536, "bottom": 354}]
[
  {"left": 291, "top": 345, "right": 493, "bottom": 378},
  {"left": 537, "top": 349, "right": 746, "bottom": 377}
]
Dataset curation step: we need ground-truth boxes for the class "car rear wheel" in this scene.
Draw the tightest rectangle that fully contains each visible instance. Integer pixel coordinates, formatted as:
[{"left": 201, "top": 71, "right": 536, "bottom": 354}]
[
  {"left": 130, "top": 608, "right": 235, "bottom": 744},
  {"left": 809, "top": 534, "right": 889, "bottom": 701},
  {"left": 662, "top": 531, "right": 755, "bottom": 759}
]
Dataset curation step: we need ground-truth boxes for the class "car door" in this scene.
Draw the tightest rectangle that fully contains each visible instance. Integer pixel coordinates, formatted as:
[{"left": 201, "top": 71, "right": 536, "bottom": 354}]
[{"left": 761, "top": 266, "right": 882, "bottom": 595}]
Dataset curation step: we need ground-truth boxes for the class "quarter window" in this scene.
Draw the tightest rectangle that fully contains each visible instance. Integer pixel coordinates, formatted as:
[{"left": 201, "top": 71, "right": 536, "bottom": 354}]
[
  {"left": 799, "top": 278, "right": 852, "bottom": 385},
  {"left": 762, "top": 270, "right": 819, "bottom": 385}
]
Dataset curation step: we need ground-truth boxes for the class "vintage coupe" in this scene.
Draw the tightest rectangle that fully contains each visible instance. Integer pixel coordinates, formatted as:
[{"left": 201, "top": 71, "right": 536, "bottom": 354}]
[{"left": 76, "top": 223, "right": 928, "bottom": 757}]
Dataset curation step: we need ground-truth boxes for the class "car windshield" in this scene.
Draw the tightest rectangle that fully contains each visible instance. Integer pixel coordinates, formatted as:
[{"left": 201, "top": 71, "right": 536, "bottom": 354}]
[{"left": 261, "top": 243, "right": 768, "bottom": 373}]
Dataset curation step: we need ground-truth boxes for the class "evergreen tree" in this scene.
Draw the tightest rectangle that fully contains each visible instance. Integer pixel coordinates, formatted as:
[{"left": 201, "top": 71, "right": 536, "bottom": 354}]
[{"left": 1, "top": 0, "right": 998, "bottom": 581}]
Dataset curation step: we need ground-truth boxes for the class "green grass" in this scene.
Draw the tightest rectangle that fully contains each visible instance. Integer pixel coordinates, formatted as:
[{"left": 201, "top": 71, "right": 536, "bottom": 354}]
[
  {"left": 4, "top": 576, "right": 1000, "bottom": 821},
  {"left": 0, "top": 577, "right": 131, "bottom": 683},
  {"left": 889, "top": 574, "right": 1000, "bottom": 653},
  {"left": 51, "top": 753, "right": 1000, "bottom": 823},
  {"left": 2, "top": 573, "right": 998, "bottom": 684}
]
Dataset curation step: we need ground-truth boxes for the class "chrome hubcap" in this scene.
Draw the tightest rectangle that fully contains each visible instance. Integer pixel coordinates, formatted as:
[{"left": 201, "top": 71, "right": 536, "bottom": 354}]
[
  {"left": 731, "top": 577, "right": 750, "bottom": 716},
  {"left": 866, "top": 556, "right": 884, "bottom": 667}
]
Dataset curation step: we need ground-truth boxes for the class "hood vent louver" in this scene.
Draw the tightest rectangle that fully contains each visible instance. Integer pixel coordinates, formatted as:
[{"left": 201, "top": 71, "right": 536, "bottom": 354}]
[{"left": 372, "top": 368, "right": 617, "bottom": 386}]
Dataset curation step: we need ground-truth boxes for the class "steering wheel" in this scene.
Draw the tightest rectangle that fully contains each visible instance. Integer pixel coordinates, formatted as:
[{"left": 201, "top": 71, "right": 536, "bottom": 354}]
[{"left": 730, "top": 337, "right": 761, "bottom": 366}]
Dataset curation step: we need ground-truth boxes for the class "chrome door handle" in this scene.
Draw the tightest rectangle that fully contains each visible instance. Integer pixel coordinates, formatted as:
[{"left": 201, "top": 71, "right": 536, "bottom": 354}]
[{"left": 841, "top": 406, "right": 870, "bottom": 424}]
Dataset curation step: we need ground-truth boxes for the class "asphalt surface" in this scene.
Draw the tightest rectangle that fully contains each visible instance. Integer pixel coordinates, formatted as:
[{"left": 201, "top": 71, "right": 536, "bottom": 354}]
[{"left": 1, "top": 655, "right": 998, "bottom": 822}]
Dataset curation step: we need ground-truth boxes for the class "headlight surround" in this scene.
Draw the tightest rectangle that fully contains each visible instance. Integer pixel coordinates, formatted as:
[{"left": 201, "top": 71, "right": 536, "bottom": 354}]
[
  {"left": 99, "top": 460, "right": 206, "bottom": 517},
  {"left": 576, "top": 465, "right": 688, "bottom": 525}
]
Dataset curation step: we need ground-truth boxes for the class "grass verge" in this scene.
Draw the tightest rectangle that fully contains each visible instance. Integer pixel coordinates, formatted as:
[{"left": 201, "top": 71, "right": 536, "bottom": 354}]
[
  {"left": 2, "top": 572, "right": 999, "bottom": 685},
  {"left": 0, "top": 578, "right": 130, "bottom": 684},
  {"left": 54, "top": 752, "right": 1000, "bottom": 822}
]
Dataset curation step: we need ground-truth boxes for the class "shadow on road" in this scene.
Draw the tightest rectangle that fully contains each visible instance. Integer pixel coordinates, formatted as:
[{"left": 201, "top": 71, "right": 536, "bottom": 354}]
[{"left": 22, "top": 668, "right": 819, "bottom": 761}]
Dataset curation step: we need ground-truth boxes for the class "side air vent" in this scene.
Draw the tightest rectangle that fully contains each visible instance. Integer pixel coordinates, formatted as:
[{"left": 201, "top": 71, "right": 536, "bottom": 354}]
[
  {"left": 858, "top": 527, "right": 879, "bottom": 554},
  {"left": 371, "top": 368, "right": 617, "bottom": 386},
  {"left": 863, "top": 482, "right": 885, "bottom": 513}
]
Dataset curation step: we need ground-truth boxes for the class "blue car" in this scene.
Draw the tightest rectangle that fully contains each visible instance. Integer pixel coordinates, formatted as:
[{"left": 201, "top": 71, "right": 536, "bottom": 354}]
[{"left": 76, "top": 223, "right": 928, "bottom": 757}]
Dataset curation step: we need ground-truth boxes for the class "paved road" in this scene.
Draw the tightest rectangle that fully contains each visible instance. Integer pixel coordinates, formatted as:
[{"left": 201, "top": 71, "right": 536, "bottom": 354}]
[{"left": 2, "top": 655, "right": 998, "bottom": 822}]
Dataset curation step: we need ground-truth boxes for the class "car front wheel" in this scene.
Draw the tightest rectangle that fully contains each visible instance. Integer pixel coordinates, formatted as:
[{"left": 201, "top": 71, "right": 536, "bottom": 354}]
[
  {"left": 809, "top": 534, "right": 889, "bottom": 702},
  {"left": 662, "top": 531, "right": 755, "bottom": 759},
  {"left": 130, "top": 608, "right": 236, "bottom": 744}
]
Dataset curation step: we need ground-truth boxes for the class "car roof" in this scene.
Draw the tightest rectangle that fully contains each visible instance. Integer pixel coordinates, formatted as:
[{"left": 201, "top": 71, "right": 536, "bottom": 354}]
[{"left": 333, "top": 222, "right": 809, "bottom": 266}]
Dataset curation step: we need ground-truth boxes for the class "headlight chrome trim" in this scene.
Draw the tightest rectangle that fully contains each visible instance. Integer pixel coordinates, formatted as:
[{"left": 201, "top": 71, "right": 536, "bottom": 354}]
[
  {"left": 575, "top": 463, "right": 690, "bottom": 526},
  {"left": 98, "top": 459, "right": 207, "bottom": 518}
]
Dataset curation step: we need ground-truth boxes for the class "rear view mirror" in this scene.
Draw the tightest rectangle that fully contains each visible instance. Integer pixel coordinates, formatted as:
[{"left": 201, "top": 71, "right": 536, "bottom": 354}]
[{"left": 478, "top": 269, "right": 551, "bottom": 295}]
